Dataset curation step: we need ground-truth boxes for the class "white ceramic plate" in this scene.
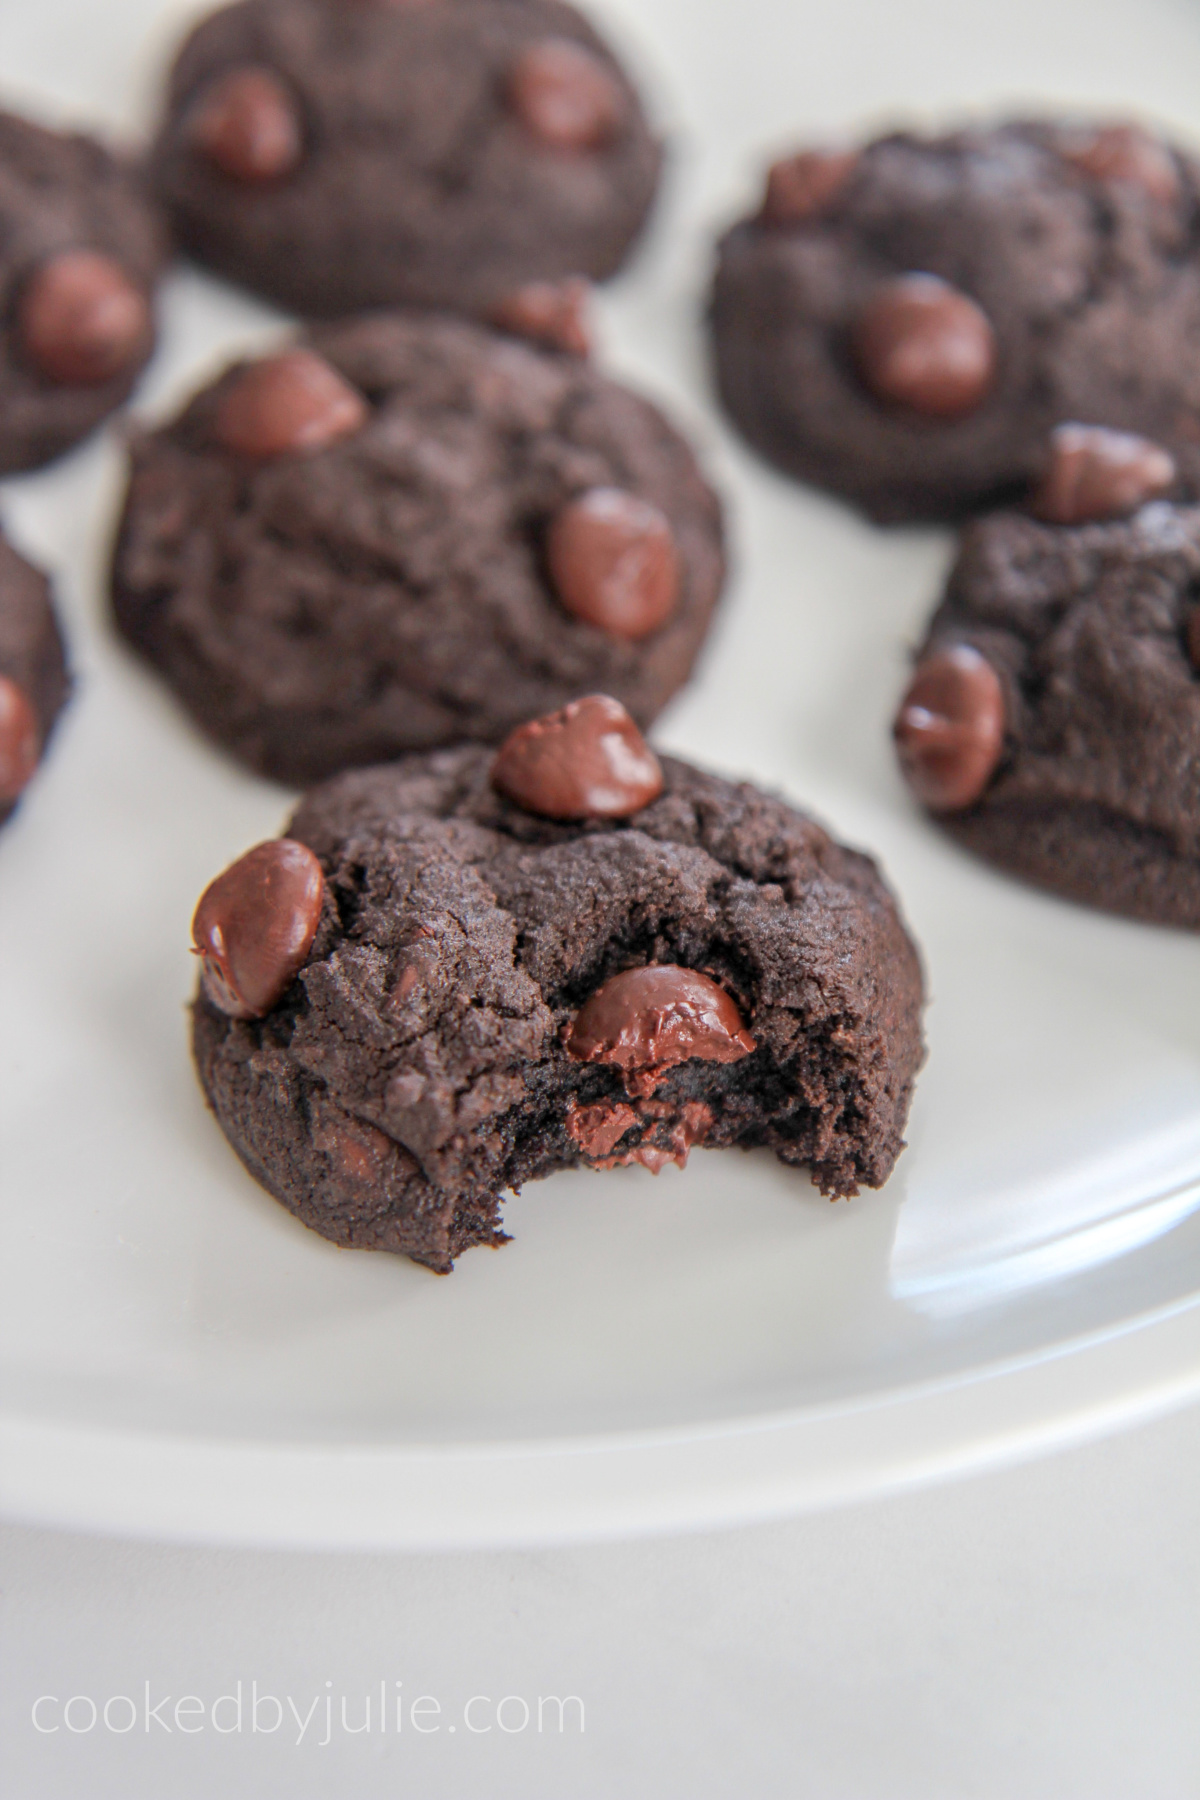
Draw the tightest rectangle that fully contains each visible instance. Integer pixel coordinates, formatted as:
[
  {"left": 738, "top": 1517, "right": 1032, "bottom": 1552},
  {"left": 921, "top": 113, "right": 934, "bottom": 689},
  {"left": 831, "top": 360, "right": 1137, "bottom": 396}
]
[{"left": 4, "top": 0, "right": 1200, "bottom": 1550}]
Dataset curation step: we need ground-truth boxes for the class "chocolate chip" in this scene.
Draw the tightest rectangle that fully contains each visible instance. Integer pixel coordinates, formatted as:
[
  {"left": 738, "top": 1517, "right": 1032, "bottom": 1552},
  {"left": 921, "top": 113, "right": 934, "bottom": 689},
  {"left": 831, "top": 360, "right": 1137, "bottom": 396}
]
[
  {"left": 851, "top": 274, "right": 997, "bottom": 420},
  {"left": 1031, "top": 423, "right": 1176, "bottom": 524},
  {"left": 508, "top": 39, "right": 623, "bottom": 151},
  {"left": 894, "top": 645, "right": 1006, "bottom": 812},
  {"left": 1061, "top": 124, "right": 1180, "bottom": 205},
  {"left": 490, "top": 278, "right": 592, "bottom": 356},
  {"left": 192, "top": 838, "right": 325, "bottom": 1019},
  {"left": 491, "top": 694, "right": 663, "bottom": 820},
  {"left": 214, "top": 350, "right": 369, "bottom": 459},
  {"left": 190, "top": 66, "right": 303, "bottom": 184},
  {"left": 18, "top": 251, "right": 151, "bottom": 387},
  {"left": 0, "top": 675, "right": 39, "bottom": 804},
  {"left": 547, "top": 489, "right": 679, "bottom": 640},
  {"left": 567, "top": 1096, "right": 713, "bottom": 1167},
  {"left": 567, "top": 966, "right": 755, "bottom": 1099},
  {"left": 567, "top": 1097, "right": 640, "bottom": 1158},
  {"left": 760, "top": 148, "right": 858, "bottom": 225}
]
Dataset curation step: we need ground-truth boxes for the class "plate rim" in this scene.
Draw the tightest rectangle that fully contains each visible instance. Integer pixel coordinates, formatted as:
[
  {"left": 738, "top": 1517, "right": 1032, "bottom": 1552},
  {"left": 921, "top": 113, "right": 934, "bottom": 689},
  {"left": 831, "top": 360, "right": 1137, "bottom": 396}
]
[{"left": 5, "top": 1290, "right": 1199, "bottom": 1548}]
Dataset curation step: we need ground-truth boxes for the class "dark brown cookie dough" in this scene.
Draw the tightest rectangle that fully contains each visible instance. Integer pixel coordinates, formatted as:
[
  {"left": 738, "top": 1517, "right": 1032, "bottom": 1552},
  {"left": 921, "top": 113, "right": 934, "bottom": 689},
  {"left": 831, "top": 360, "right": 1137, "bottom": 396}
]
[
  {"left": 111, "top": 311, "right": 726, "bottom": 786},
  {"left": 710, "top": 120, "right": 1200, "bottom": 523},
  {"left": 191, "top": 711, "right": 925, "bottom": 1271},
  {"left": 152, "top": 0, "right": 663, "bottom": 318},
  {"left": 894, "top": 497, "right": 1200, "bottom": 927},
  {"left": 0, "top": 110, "right": 165, "bottom": 476},
  {"left": 0, "top": 528, "right": 71, "bottom": 828}
]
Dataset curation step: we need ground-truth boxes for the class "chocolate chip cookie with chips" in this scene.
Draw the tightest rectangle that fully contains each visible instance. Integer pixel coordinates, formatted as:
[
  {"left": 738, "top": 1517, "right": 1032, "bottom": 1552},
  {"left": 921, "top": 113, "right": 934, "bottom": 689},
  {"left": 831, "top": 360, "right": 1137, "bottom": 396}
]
[
  {"left": 152, "top": 0, "right": 663, "bottom": 318},
  {"left": 0, "top": 110, "right": 165, "bottom": 475},
  {"left": 894, "top": 452, "right": 1200, "bottom": 927},
  {"left": 110, "top": 309, "right": 726, "bottom": 787},
  {"left": 710, "top": 119, "right": 1200, "bottom": 522},
  {"left": 191, "top": 698, "right": 925, "bottom": 1270}
]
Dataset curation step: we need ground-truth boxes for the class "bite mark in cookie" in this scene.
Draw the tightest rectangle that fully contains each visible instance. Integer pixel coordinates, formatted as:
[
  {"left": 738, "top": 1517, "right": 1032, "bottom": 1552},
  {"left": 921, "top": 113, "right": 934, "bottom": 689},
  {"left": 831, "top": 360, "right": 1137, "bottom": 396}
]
[{"left": 192, "top": 720, "right": 924, "bottom": 1269}]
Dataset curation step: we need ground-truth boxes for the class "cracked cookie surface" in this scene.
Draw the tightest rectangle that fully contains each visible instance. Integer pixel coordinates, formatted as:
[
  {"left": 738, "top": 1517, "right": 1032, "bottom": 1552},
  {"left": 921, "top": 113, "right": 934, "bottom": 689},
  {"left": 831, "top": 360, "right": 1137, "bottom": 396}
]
[{"left": 192, "top": 747, "right": 925, "bottom": 1270}]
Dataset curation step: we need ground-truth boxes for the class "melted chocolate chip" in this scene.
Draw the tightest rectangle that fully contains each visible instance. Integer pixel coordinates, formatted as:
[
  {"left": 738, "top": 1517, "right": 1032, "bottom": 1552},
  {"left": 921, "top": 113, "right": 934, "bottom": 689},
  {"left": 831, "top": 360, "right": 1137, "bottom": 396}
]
[
  {"left": 0, "top": 675, "right": 39, "bottom": 804},
  {"left": 190, "top": 67, "right": 303, "bottom": 184},
  {"left": 567, "top": 966, "right": 755, "bottom": 1099},
  {"left": 19, "top": 251, "right": 151, "bottom": 387},
  {"left": 760, "top": 147, "right": 858, "bottom": 225},
  {"left": 569, "top": 1098, "right": 714, "bottom": 1170},
  {"left": 894, "top": 645, "right": 1006, "bottom": 812},
  {"left": 214, "top": 350, "right": 369, "bottom": 459},
  {"left": 547, "top": 488, "right": 679, "bottom": 640},
  {"left": 508, "top": 39, "right": 623, "bottom": 151},
  {"left": 851, "top": 274, "right": 997, "bottom": 420},
  {"left": 192, "top": 839, "right": 325, "bottom": 1019},
  {"left": 1061, "top": 123, "right": 1180, "bottom": 205},
  {"left": 490, "top": 694, "right": 663, "bottom": 820},
  {"left": 1030, "top": 423, "right": 1176, "bottom": 523},
  {"left": 567, "top": 1097, "right": 640, "bottom": 1158},
  {"left": 490, "top": 278, "right": 592, "bottom": 356},
  {"left": 625, "top": 1101, "right": 713, "bottom": 1171}
]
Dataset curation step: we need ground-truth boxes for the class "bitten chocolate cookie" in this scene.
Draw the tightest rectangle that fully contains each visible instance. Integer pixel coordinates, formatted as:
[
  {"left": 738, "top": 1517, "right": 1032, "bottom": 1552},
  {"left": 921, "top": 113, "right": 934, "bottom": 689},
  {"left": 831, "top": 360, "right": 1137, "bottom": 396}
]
[
  {"left": 111, "top": 310, "right": 725, "bottom": 786},
  {"left": 191, "top": 698, "right": 925, "bottom": 1271},
  {"left": 710, "top": 120, "right": 1200, "bottom": 523},
  {"left": 0, "top": 110, "right": 165, "bottom": 476},
  {"left": 893, "top": 472, "right": 1200, "bottom": 927},
  {"left": 152, "top": 0, "right": 662, "bottom": 318},
  {"left": 0, "top": 528, "right": 71, "bottom": 828}
]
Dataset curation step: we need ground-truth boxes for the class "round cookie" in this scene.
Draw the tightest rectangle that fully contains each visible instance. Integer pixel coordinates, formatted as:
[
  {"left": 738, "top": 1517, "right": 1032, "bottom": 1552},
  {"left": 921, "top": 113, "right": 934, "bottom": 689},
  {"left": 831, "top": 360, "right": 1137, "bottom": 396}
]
[
  {"left": 710, "top": 120, "right": 1200, "bottom": 523},
  {"left": 111, "top": 310, "right": 726, "bottom": 786},
  {"left": 0, "top": 110, "right": 165, "bottom": 476},
  {"left": 152, "top": 0, "right": 663, "bottom": 318},
  {"left": 893, "top": 487, "right": 1200, "bottom": 927},
  {"left": 0, "top": 527, "right": 71, "bottom": 828},
  {"left": 190, "top": 700, "right": 925, "bottom": 1272}
]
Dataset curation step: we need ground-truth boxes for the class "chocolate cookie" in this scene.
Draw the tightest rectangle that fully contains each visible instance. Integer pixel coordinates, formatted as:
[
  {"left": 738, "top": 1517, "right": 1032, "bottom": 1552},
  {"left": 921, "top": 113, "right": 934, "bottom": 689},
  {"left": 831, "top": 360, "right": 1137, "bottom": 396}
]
[
  {"left": 710, "top": 120, "right": 1200, "bottom": 523},
  {"left": 152, "top": 0, "right": 662, "bottom": 318},
  {"left": 893, "top": 478, "right": 1200, "bottom": 927},
  {"left": 0, "top": 528, "right": 71, "bottom": 828},
  {"left": 191, "top": 698, "right": 925, "bottom": 1271},
  {"left": 0, "top": 110, "right": 165, "bottom": 476},
  {"left": 111, "top": 310, "right": 725, "bottom": 786}
]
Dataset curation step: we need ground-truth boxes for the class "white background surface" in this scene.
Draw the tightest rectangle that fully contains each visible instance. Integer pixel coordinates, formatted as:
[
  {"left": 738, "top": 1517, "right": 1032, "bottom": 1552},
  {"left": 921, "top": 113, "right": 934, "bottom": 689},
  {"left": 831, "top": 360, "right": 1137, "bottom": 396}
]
[
  {"left": 3, "top": 1407, "right": 1200, "bottom": 1798},
  {"left": 3, "top": 0, "right": 1200, "bottom": 1785}
]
